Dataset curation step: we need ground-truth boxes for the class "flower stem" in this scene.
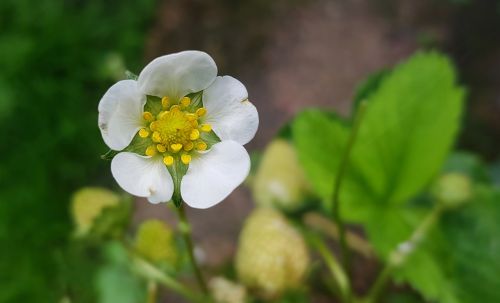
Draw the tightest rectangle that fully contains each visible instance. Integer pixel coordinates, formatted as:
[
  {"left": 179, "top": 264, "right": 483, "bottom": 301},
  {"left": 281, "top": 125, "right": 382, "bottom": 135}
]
[
  {"left": 176, "top": 203, "right": 208, "bottom": 294},
  {"left": 309, "top": 233, "right": 351, "bottom": 301},
  {"left": 363, "top": 205, "right": 445, "bottom": 303},
  {"left": 132, "top": 256, "right": 208, "bottom": 303},
  {"left": 331, "top": 101, "right": 368, "bottom": 277},
  {"left": 146, "top": 280, "right": 157, "bottom": 303}
]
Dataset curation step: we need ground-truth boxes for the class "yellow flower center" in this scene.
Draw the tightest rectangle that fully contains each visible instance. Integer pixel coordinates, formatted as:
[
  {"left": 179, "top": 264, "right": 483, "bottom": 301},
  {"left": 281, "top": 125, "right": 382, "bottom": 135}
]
[{"left": 137, "top": 96, "right": 211, "bottom": 166}]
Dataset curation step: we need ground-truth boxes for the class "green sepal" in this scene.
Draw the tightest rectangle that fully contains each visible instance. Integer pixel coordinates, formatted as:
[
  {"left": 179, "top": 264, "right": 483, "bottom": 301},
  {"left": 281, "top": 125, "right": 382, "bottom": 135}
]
[
  {"left": 101, "top": 149, "right": 119, "bottom": 160},
  {"left": 125, "top": 70, "right": 138, "bottom": 80},
  {"left": 144, "top": 95, "right": 162, "bottom": 114},
  {"left": 167, "top": 158, "right": 189, "bottom": 207},
  {"left": 200, "top": 130, "right": 221, "bottom": 147},
  {"left": 185, "top": 91, "right": 203, "bottom": 111}
]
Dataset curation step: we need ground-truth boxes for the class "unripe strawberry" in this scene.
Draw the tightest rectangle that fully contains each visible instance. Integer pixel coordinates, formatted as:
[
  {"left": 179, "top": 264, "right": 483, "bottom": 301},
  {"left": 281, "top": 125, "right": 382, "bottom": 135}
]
[
  {"left": 134, "top": 220, "right": 178, "bottom": 266},
  {"left": 253, "top": 140, "right": 311, "bottom": 211},
  {"left": 71, "top": 187, "right": 120, "bottom": 236},
  {"left": 235, "top": 208, "right": 309, "bottom": 298}
]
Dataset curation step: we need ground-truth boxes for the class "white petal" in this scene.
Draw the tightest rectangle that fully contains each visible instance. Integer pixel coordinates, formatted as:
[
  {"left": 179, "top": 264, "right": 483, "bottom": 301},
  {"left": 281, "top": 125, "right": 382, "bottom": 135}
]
[
  {"left": 98, "top": 80, "right": 145, "bottom": 150},
  {"left": 137, "top": 50, "right": 217, "bottom": 101},
  {"left": 203, "top": 76, "right": 259, "bottom": 145},
  {"left": 181, "top": 141, "right": 250, "bottom": 209},
  {"left": 111, "top": 152, "right": 174, "bottom": 204}
]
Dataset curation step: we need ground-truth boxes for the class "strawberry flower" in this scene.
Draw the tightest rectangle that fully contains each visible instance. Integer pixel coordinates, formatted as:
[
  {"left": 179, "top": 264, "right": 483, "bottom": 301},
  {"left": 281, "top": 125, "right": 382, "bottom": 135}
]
[{"left": 98, "top": 51, "right": 258, "bottom": 208}]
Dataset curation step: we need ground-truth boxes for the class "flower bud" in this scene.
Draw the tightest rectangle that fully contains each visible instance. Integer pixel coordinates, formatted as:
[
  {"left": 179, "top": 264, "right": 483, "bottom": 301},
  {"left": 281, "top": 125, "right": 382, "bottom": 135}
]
[
  {"left": 209, "top": 277, "right": 247, "bottom": 303},
  {"left": 235, "top": 208, "right": 309, "bottom": 298},
  {"left": 433, "top": 173, "right": 472, "bottom": 208},
  {"left": 253, "top": 140, "right": 310, "bottom": 211},
  {"left": 71, "top": 187, "right": 120, "bottom": 236},
  {"left": 134, "top": 220, "right": 178, "bottom": 266}
]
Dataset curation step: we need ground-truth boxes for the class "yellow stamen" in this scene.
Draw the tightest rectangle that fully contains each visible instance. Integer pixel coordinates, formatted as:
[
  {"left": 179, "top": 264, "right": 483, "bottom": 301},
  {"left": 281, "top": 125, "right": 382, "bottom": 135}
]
[
  {"left": 190, "top": 129, "right": 200, "bottom": 140},
  {"left": 181, "top": 153, "right": 192, "bottom": 165},
  {"left": 157, "top": 144, "right": 166, "bottom": 153},
  {"left": 145, "top": 145, "right": 157, "bottom": 156},
  {"left": 170, "top": 105, "right": 180, "bottom": 113},
  {"left": 157, "top": 111, "right": 168, "bottom": 120},
  {"left": 186, "top": 114, "right": 197, "bottom": 121},
  {"left": 143, "top": 111, "right": 154, "bottom": 122},
  {"left": 196, "top": 142, "right": 207, "bottom": 151},
  {"left": 161, "top": 96, "right": 169, "bottom": 109},
  {"left": 200, "top": 124, "right": 212, "bottom": 132},
  {"left": 180, "top": 97, "right": 191, "bottom": 107},
  {"left": 196, "top": 107, "right": 207, "bottom": 117},
  {"left": 138, "top": 128, "right": 150, "bottom": 138},
  {"left": 163, "top": 155, "right": 174, "bottom": 166},
  {"left": 152, "top": 131, "right": 162, "bottom": 143},
  {"left": 170, "top": 143, "right": 183, "bottom": 153},
  {"left": 149, "top": 121, "right": 159, "bottom": 131},
  {"left": 184, "top": 141, "right": 194, "bottom": 151},
  {"left": 191, "top": 120, "right": 199, "bottom": 128}
]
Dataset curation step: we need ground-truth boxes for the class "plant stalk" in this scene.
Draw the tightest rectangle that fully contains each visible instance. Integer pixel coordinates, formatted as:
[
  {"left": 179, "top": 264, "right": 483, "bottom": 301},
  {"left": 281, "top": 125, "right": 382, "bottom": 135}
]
[
  {"left": 331, "top": 101, "right": 368, "bottom": 275},
  {"left": 176, "top": 203, "right": 208, "bottom": 294}
]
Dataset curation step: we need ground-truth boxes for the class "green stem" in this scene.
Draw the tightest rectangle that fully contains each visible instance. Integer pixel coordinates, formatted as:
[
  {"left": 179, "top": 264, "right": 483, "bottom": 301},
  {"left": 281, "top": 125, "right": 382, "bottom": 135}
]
[
  {"left": 132, "top": 256, "right": 208, "bottom": 303},
  {"left": 309, "top": 234, "right": 351, "bottom": 301},
  {"left": 331, "top": 101, "right": 368, "bottom": 275},
  {"left": 146, "top": 280, "right": 157, "bottom": 303},
  {"left": 176, "top": 203, "right": 208, "bottom": 294},
  {"left": 363, "top": 205, "right": 445, "bottom": 303}
]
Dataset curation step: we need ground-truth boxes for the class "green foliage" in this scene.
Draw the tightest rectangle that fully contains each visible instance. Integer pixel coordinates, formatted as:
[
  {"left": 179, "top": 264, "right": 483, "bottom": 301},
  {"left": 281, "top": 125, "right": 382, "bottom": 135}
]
[
  {"left": 0, "top": 0, "right": 155, "bottom": 302},
  {"left": 291, "top": 51, "right": 500, "bottom": 303},
  {"left": 393, "top": 185, "right": 500, "bottom": 303},
  {"left": 293, "top": 52, "right": 465, "bottom": 221}
]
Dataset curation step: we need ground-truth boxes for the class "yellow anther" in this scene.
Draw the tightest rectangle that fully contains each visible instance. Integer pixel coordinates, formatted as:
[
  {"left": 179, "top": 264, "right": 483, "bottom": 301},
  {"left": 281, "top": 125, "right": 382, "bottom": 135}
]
[
  {"left": 196, "top": 107, "right": 207, "bottom": 117},
  {"left": 170, "top": 143, "right": 183, "bottom": 153},
  {"left": 152, "top": 131, "right": 162, "bottom": 143},
  {"left": 149, "top": 121, "right": 159, "bottom": 131},
  {"left": 145, "top": 145, "right": 157, "bottom": 156},
  {"left": 181, "top": 97, "right": 191, "bottom": 107},
  {"left": 190, "top": 129, "right": 200, "bottom": 140},
  {"left": 170, "top": 105, "right": 180, "bottom": 112},
  {"left": 196, "top": 142, "right": 207, "bottom": 151},
  {"left": 143, "top": 111, "right": 154, "bottom": 122},
  {"left": 163, "top": 155, "right": 174, "bottom": 166},
  {"left": 138, "top": 128, "right": 150, "bottom": 138},
  {"left": 161, "top": 96, "right": 170, "bottom": 108},
  {"left": 184, "top": 141, "right": 194, "bottom": 151},
  {"left": 186, "top": 114, "right": 197, "bottom": 121},
  {"left": 156, "top": 144, "right": 166, "bottom": 153},
  {"left": 191, "top": 120, "right": 199, "bottom": 128},
  {"left": 181, "top": 154, "right": 192, "bottom": 165},
  {"left": 157, "top": 111, "right": 168, "bottom": 120},
  {"left": 200, "top": 124, "right": 212, "bottom": 132}
]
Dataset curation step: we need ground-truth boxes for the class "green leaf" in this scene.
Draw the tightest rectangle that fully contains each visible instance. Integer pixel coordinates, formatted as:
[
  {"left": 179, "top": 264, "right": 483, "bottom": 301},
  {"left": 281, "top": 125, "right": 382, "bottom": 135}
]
[
  {"left": 345, "top": 51, "right": 465, "bottom": 215},
  {"left": 292, "top": 52, "right": 465, "bottom": 220},
  {"left": 292, "top": 109, "right": 349, "bottom": 209}
]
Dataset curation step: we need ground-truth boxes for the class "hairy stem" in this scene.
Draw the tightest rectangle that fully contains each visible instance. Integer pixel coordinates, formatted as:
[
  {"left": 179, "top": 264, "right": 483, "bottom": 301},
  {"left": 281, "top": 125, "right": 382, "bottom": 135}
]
[{"left": 176, "top": 203, "right": 208, "bottom": 294}]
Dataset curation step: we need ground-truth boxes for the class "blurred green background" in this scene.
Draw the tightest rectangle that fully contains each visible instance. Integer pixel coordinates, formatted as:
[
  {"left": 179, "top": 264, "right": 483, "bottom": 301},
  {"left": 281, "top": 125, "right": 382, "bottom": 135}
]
[{"left": 0, "top": 0, "right": 499, "bottom": 302}]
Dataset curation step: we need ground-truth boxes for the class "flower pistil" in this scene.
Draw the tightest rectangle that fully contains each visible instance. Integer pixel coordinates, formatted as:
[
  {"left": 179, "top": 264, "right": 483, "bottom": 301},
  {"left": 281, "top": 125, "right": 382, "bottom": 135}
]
[{"left": 139, "top": 96, "right": 212, "bottom": 165}]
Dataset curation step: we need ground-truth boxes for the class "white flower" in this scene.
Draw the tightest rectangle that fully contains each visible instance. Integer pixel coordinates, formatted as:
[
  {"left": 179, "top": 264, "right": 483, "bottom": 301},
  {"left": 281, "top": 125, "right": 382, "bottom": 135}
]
[{"left": 98, "top": 51, "right": 258, "bottom": 208}]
